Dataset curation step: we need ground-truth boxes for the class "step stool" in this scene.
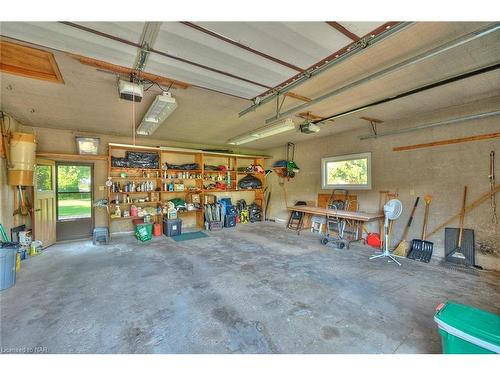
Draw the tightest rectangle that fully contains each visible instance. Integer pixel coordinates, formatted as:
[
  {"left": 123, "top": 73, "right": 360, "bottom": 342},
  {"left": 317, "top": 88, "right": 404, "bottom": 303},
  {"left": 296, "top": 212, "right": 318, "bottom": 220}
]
[
  {"left": 287, "top": 201, "right": 307, "bottom": 231},
  {"left": 310, "top": 215, "right": 326, "bottom": 233},
  {"left": 93, "top": 227, "right": 109, "bottom": 245}
]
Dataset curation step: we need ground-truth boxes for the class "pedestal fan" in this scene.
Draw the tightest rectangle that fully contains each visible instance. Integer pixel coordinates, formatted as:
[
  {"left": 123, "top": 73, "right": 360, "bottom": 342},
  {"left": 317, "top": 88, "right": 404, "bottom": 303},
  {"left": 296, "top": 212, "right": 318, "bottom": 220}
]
[{"left": 370, "top": 198, "right": 403, "bottom": 266}]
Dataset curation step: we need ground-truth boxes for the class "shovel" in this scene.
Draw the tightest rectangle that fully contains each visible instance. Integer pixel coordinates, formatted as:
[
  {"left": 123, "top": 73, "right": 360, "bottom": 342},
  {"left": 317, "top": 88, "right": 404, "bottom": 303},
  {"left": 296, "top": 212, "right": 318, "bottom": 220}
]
[
  {"left": 393, "top": 196, "right": 419, "bottom": 256},
  {"left": 407, "top": 195, "right": 434, "bottom": 263}
]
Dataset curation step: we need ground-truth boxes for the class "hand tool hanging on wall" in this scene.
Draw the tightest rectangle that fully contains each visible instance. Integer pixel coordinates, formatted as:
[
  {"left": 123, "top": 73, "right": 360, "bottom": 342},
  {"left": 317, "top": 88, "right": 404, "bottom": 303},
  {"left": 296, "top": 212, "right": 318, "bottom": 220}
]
[
  {"left": 407, "top": 195, "right": 433, "bottom": 263},
  {"left": 13, "top": 186, "right": 30, "bottom": 217},
  {"left": 393, "top": 196, "right": 420, "bottom": 257},
  {"left": 490, "top": 151, "right": 498, "bottom": 224}
]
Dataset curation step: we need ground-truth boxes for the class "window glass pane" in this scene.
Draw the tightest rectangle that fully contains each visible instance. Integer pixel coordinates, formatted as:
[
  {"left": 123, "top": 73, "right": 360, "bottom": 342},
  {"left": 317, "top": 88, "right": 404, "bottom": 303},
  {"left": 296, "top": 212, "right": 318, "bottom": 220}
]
[
  {"left": 57, "top": 192, "right": 91, "bottom": 220},
  {"left": 57, "top": 165, "right": 91, "bottom": 192},
  {"left": 36, "top": 165, "right": 52, "bottom": 191},
  {"left": 326, "top": 158, "right": 368, "bottom": 185}
]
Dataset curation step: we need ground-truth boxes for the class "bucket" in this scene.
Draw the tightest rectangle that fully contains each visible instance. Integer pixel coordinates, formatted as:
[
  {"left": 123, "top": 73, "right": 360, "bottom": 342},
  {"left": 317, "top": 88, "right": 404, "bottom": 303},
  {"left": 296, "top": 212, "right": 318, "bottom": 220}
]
[
  {"left": 153, "top": 223, "right": 162, "bottom": 236},
  {"left": 30, "top": 240, "right": 43, "bottom": 256},
  {"left": 8, "top": 132, "right": 37, "bottom": 186}
]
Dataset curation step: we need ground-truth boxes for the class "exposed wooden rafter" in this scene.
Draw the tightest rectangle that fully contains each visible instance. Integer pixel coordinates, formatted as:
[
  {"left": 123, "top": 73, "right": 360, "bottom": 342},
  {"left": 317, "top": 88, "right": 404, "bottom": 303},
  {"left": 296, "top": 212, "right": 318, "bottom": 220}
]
[
  {"left": 296, "top": 111, "right": 334, "bottom": 122},
  {"left": 284, "top": 92, "right": 312, "bottom": 103},
  {"left": 36, "top": 152, "right": 108, "bottom": 161},
  {"left": 69, "top": 54, "right": 191, "bottom": 89}
]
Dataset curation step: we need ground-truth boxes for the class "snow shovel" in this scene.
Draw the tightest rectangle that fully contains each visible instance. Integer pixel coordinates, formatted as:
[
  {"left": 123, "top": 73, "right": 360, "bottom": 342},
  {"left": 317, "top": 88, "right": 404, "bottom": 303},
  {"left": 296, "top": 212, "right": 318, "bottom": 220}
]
[
  {"left": 407, "top": 195, "right": 434, "bottom": 263},
  {"left": 393, "top": 196, "right": 419, "bottom": 256}
]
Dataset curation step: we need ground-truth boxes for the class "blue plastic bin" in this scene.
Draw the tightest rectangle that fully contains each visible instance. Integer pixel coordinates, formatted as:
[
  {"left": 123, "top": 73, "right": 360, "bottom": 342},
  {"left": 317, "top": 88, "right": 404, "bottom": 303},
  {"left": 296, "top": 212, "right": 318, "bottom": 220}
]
[{"left": 1, "top": 243, "right": 18, "bottom": 291}]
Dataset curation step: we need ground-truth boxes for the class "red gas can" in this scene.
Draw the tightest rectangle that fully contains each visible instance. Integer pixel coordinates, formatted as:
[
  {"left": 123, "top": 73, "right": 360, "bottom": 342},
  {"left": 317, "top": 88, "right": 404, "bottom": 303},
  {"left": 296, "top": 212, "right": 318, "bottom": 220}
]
[
  {"left": 366, "top": 233, "right": 381, "bottom": 248},
  {"left": 153, "top": 223, "right": 162, "bottom": 237}
]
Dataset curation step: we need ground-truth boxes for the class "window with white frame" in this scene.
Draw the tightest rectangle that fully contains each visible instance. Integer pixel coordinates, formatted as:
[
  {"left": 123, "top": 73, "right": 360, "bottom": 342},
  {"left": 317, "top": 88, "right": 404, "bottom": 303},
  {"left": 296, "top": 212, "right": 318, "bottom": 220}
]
[{"left": 321, "top": 152, "right": 372, "bottom": 190}]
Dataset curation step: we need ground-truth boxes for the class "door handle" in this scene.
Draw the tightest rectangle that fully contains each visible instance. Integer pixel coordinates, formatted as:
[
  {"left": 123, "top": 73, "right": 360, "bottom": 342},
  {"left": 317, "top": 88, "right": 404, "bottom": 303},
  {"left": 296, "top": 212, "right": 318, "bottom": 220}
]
[{"left": 35, "top": 209, "right": 41, "bottom": 212}]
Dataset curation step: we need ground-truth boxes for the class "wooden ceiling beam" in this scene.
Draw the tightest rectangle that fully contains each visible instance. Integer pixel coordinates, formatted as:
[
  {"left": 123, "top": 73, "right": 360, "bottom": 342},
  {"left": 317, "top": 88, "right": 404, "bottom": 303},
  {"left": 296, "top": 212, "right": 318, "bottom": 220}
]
[
  {"left": 36, "top": 152, "right": 108, "bottom": 161},
  {"left": 296, "top": 111, "right": 334, "bottom": 122},
  {"left": 360, "top": 116, "right": 384, "bottom": 123},
  {"left": 69, "top": 54, "right": 191, "bottom": 89},
  {"left": 284, "top": 92, "right": 312, "bottom": 102}
]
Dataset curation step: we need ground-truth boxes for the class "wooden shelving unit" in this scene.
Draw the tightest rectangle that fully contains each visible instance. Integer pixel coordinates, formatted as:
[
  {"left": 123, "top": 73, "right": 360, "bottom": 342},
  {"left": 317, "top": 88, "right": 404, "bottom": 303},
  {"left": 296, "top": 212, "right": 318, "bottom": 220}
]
[{"left": 107, "top": 144, "right": 267, "bottom": 232}]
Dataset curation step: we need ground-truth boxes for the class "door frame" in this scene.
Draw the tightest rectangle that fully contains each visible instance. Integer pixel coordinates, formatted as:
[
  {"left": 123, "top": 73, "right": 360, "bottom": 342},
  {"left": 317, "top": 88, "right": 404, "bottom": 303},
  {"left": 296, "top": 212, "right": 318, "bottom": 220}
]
[
  {"left": 34, "top": 158, "right": 57, "bottom": 248},
  {"left": 55, "top": 161, "right": 95, "bottom": 234}
]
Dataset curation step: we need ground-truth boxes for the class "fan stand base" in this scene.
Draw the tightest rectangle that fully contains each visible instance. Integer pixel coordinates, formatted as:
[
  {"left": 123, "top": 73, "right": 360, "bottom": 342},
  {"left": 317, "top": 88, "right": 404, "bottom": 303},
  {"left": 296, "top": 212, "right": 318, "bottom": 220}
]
[{"left": 370, "top": 251, "right": 402, "bottom": 266}]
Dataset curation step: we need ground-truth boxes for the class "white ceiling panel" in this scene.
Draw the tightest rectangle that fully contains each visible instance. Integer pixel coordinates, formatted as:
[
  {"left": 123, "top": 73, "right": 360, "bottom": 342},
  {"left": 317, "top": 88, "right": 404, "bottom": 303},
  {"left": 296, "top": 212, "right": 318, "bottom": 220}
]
[
  {"left": 146, "top": 53, "right": 265, "bottom": 99},
  {"left": 153, "top": 23, "right": 297, "bottom": 87},
  {"left": 197, "top": 22, "right": 353, "bottom": 69},
  {"left": 76, "top": 22, "right": 145, "bottom": 44},
  {"left": 338, "top": 22, "right": 386, "bottom": 38},
  {"left": 0, "top": 22, "right": 137, "bottom": 67}
]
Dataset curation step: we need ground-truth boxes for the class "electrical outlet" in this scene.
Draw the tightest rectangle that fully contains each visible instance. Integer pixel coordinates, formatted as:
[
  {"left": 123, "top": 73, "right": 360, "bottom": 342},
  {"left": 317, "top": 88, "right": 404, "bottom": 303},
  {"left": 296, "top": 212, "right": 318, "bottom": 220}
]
[
  {"left": 410, "top": 189, "right": 415, "bottom": 196},
  {"left": 99, "top": 186, "right": 105, "bottom": 191}
]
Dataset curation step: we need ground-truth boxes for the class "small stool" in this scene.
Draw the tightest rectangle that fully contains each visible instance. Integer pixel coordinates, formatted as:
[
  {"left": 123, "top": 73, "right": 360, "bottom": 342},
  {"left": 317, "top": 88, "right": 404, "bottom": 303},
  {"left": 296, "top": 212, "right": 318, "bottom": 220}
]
[
  {"left": 310, "top": 215, "right": 326, "bottom": 233},
  {"left": 93, "top": 227, "right": 109, "bottom": 245}
]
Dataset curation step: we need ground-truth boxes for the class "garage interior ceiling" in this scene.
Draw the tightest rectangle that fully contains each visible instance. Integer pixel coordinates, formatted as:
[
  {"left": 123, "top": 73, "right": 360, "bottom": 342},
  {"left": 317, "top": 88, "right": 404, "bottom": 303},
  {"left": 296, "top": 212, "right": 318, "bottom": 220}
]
[{"left": 0, "top": 21, "right": 499, "bottom": 150}]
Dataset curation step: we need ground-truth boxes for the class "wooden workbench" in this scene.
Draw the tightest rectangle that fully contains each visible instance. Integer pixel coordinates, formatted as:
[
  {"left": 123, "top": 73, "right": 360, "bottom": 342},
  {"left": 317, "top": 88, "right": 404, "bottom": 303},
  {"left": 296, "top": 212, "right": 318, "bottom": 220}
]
[{"left": 286, "top": 205, "right": 384, "bottom": 241}]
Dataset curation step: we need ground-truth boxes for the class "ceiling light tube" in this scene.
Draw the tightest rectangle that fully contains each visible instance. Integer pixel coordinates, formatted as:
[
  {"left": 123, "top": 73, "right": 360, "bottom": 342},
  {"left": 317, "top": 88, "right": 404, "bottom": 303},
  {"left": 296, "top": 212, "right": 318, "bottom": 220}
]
[
  {"left": 136, "top": 92, "right": 177, "bottom": 136},
  {"left": 227, "top": 118, "right": 295, "bottom": 145}
]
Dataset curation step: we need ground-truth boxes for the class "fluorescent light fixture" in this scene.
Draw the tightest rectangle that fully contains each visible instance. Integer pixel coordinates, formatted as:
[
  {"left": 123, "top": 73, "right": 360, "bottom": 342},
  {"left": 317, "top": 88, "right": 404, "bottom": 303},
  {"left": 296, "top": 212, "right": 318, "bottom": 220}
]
[
  {"left": 136, "top": 92, "right": 177, "bottom": 136},
  {"left": 75, "top": 137, "right": 100, "bottom": 155},
  {"left": 228, "top": 118, "right": 295, "bottom": 145}
]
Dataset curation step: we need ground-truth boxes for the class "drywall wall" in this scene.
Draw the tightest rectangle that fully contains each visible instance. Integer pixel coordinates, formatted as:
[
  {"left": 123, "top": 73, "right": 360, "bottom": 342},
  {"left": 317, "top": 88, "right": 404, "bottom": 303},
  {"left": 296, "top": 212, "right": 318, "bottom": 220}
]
[
  {"left": 0, "top": 114, "right": 21, "bottom": 236},
  {"left": 18, "top": 124, "right": 264, "bottom": 234},
  {"left": 265, "top": 101, "right": 500, "bottom": 271}
]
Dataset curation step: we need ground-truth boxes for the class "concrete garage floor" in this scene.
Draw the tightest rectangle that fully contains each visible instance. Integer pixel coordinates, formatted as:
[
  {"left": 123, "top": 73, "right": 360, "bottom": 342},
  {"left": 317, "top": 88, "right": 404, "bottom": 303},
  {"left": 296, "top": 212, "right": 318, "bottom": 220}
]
[{"left": 1, "top": 222, "right": 499, "bottom": 354}]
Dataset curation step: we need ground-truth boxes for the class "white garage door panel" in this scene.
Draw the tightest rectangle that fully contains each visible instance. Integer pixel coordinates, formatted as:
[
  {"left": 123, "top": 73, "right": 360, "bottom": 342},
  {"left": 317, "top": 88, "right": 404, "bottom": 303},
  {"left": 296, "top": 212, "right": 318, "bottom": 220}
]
[
  {"left": 76, "top": 22, "right": 145, "bottom": 45},
  {"left": 0, "top": 22, "right": 137, "bottom": 68},
  {"left": 338, "top": 22, "right": 386, "bottom": 38},
  {"left": 196, "top": 22, "right": 352, "bottom": 68},
  {"left": 147, "top": 54, "right": 264, "bottom": 99},
  {"left": 154, "top": 23, "right": 297, "bottom": 86}
]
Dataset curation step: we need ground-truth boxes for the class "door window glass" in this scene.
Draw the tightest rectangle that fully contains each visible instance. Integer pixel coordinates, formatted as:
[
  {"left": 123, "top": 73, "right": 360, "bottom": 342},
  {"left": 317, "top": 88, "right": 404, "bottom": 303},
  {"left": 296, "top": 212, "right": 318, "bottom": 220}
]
[
  {"left": 36, "top": 165, "right": 52, "bottom": 191},
  {"left": 56, "top": 165, "right": 92, "bottom": 220}
]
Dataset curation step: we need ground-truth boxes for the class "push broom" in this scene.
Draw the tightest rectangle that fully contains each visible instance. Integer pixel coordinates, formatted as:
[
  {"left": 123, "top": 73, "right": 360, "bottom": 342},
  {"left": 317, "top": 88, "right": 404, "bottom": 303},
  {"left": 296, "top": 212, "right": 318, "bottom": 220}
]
[{"left": 393, "top": 196, "right": 419, "bottom": 256}]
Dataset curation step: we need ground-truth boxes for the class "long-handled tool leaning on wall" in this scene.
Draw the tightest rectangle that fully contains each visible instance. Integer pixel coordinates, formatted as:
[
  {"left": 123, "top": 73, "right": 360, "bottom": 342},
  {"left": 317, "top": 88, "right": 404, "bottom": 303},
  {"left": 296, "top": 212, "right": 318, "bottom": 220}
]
[
  {"left": 490, "top": 151, "right": 498, "bottom": 224},
  {"left": 407, "top": 195, "right": 434, "bottom": 263},
  {"left": 447, "top": 186, "right": 469, "bottom": 260},
  {"left": 393, "top": 196, "right": 420, "bottom": 257}
]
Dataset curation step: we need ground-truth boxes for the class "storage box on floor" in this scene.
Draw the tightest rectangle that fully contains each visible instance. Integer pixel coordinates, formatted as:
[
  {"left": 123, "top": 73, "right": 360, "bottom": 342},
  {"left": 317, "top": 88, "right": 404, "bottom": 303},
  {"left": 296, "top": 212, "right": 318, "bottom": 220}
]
[
  {"left": 164, "top": 218, "right": 182, "bottom": 237},
  {"left": 434, "top": 301, "right": 500, "bottom": 354},
  {"left": 133, "top": 219, "right": 153, "bottom": 242}
]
